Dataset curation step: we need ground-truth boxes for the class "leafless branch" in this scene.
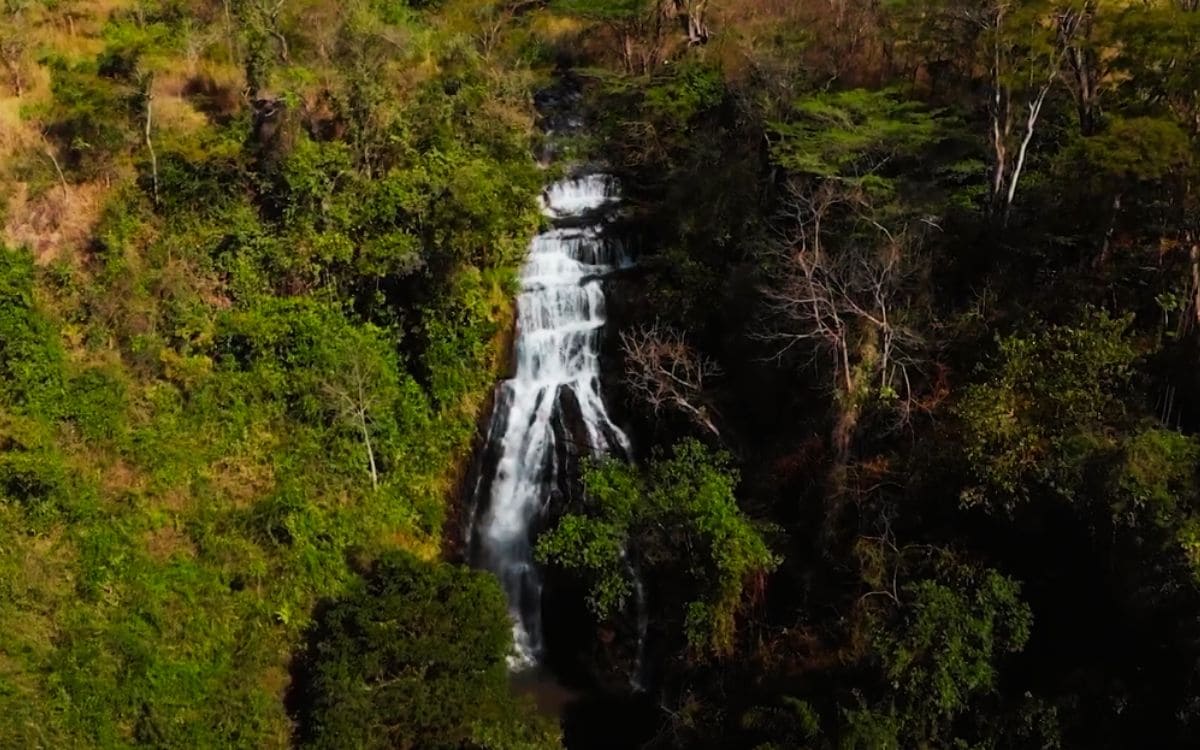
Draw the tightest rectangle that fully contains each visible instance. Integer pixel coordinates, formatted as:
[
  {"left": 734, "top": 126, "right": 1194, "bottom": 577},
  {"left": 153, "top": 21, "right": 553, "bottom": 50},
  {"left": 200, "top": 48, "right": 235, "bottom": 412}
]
[
  {"left": 756, "top": 179, "right": 926, "bottom": 428},
  {"left": 621, "top": 322, "right": 722, "bottom": 437}
]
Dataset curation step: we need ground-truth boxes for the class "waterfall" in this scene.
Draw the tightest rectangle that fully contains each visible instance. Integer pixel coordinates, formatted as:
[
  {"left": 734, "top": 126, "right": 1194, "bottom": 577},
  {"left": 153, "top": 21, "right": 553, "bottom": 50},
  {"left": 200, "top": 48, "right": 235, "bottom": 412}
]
[{"left": 469, "top": 172, "right": 632, "bottom": 670}]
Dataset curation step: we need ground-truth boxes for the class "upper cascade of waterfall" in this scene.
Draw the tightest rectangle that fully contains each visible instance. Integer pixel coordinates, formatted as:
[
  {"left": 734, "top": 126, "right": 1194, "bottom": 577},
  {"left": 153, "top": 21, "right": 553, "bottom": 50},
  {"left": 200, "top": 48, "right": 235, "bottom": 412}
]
[
  {"left": 469, "top": 169, "right": 632, "bottom": 671},
  {"left": 540, "top": 174, "right": 621, "bottom": 218}
]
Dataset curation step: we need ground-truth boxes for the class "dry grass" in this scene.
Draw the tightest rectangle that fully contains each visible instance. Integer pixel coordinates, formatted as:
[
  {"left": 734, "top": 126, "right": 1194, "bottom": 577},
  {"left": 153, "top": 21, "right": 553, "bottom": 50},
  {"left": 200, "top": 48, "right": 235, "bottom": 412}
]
[
  {"left": 145, "top": 524, "right": 197, "bottom": 562},
  {"left": 29, "top": 0, "right": 139, "bottom": 60},
  {"left": 154, "top": 60, "right": 246, "bottom": 131},
  {"left": 100, "top": 458, "right": 148, "bottom": 497},
  {"left": 0, "top": 524, "right": 74, "bottom": 658},
  {"left": 152, "top": 77, "right": 212, "bottom": 135},
  {"left": 0, "top": 95, "right": 40, "bottom": 162},
  {"left": 3, "top": 180, "right": 108, "bottom": 265},
  {"left": 206, "top": 449, "right": 278, "bottom": 511},
  {"left": 1, "top": 0, "right": 138, "bottom": 261}
]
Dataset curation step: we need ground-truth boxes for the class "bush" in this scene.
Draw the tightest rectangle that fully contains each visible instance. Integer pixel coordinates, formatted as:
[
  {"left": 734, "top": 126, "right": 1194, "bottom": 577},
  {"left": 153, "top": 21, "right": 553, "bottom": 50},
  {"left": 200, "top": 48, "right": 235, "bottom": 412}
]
[
  {"left": 43, "top": 58, "right": 134, "bottom": 178},
  {"left": 0, "top": 247, "right": 66, "bottom": 415},
  {"left": 297, "top": 551, "right": 559, "bottom": 750}
]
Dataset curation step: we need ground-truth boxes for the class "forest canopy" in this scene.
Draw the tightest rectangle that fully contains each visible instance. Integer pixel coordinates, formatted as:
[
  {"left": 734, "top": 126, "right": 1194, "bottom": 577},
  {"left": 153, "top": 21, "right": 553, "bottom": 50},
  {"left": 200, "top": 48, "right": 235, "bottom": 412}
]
[{"left": 3, "top": 0, "right": 1200, "bottom": 748}]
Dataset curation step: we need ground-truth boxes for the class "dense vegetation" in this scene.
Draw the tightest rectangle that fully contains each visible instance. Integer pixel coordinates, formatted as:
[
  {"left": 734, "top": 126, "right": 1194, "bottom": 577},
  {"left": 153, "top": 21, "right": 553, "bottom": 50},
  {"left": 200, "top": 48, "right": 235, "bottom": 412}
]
[
  {"left": 296, "top": 551, "right": 557, "bottom": 749},
  {"left": 527, "top": 0, "right": 1200, "bottom": 748},
  {"left": 5, "top": 0, "right": 1200, "bottom": 748},
  {"left": 0, "top": 0, "right": 558, "bottom": 746}
]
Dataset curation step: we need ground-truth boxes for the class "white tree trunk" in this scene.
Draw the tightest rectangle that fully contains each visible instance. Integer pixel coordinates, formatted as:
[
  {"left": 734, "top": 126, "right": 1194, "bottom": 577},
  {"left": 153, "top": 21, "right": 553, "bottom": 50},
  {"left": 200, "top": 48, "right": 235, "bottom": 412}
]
[
  {"left": 357, "top": 409, "right": 378, "bottom": 490},
  {"left": 1003, "top": 83, "right": 1051, "bottom": 224}
]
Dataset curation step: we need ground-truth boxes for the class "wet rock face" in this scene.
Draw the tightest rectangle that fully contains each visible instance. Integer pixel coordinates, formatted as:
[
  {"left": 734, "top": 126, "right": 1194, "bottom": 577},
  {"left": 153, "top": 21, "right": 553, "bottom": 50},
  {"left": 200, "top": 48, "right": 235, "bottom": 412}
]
[{"left": 533, "top": 78, "right": 585, "bottom": 164}]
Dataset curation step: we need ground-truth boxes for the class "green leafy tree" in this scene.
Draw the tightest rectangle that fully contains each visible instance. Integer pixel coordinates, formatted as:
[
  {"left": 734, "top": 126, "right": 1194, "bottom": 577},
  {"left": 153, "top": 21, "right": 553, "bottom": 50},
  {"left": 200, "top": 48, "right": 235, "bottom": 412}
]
[
  {"left": 318, "top": 326, "right": 403, "bottom": 491},
  {"left": 538, "top": 439, "right": 779, "bottom": 657},
  {"left": 846, "top": 552, "right": 1035, "bottom": 748},
  {"left": 768, "top": 88, "right": 943, "bottom": 190},
  {"left": 298, "top": 552, "right": 559, "bottom": 750},
  {"left": 1114, "top": 5, "right": 1200, "bottom": 137},
  {"left": 1058, "top": 116, "right": 1193, "bottom": 261},
  {"left": 957, "top": 310, "right": 1137, "bottom": 512}
]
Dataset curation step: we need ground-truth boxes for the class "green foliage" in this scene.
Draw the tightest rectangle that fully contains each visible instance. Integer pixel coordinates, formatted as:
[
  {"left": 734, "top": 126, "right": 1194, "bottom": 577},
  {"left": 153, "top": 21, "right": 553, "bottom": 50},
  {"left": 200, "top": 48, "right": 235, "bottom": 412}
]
[
  {"left": 642, "top": 60, "right": 725, "bottom": 125},
  {"left": 538, "top": 440, "right": 779, "bottom": 657},
  {"left": 1114, "top": 428, "right": 1200, "bottom": 528},
  {"left": 0, "top": 247, "right": 65, "bottom": 413},
  {"left": 1113, "top": 6, "right": 1200, "bottom": 129},
  {"left": 874, "top": 564, "right": 1032, "bottom": 723},
  {"left": 553, "top": 0, "right": 655, "bottom": 23},
  {"left": 277, "top": 137, "right": 355, "bottom": 225},
  {"left": 98, "top": 18, "right": 177, "bottom": 79},
  {"left": 769, "top": 89, "right": 944, "bottom": 187},
  {"left": 741, "top": 696, "right": 821, "bottom": 750},
  {"left": 0, "top": 0, "right": 546, "bottom": 745},
  {"left": 840, "top": 556, "right": 1034, "bottom": 748},
  {"left": 42, "top": 57, "right": 135, "bottom": 177},
  {"left": 957, "top": 310, "right": 1137, "bottom": 511},
  {"left": 299, "top": 551, "right": 559, "bottom": 750},
  {"left": 1062, "top": 116, "right": 1193, "bottom": 194}
]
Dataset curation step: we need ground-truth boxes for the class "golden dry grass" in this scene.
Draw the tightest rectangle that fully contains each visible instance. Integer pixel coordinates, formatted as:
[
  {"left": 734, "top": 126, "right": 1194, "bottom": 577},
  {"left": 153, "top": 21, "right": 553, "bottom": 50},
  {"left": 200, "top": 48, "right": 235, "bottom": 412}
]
[
  {"left": 99, "top": 457, "right": 148, "bottom": 497},
  {"left": 152, "top": 78, "right": 212, "bottom": 135},
  {"left": 145, "top": 525, "right": 197, "bottom": 562},
  {"left": 0, "top": 95, "right": 40, "bottom": 162},
  {"left": 3, "top": 180, "right": 109, "bottom": 265},
  {"left": 0, "top": 524, "right": 74, "bottom": 657},
  {"left": 206, "top": 447, "right": 278, "bottom": 511},
  {"left": 28, "top": 0, "right": 138, "bottom": 59}
]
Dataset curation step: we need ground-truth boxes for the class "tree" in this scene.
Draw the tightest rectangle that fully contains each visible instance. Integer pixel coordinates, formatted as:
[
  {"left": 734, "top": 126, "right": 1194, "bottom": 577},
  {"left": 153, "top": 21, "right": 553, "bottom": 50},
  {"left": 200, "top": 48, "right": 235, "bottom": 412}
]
[
  {"left": 1114, "top": 5, "right": 1200, "bottom": 137},
  {"left": 850, "top": 543, "right": 1035, "bottom": 747},
  {"left": 760, "top": 181, "right": 926, "bottom": 460},
  {"left": 957, "top": 310, "right": 1137, "bottom": 512},
  {"left": 331, "top": 2, "right": 405, "bottom": 178},
  {"left": 761, "top": 90, "right": 941, "bottom": 460},
  {"left": 0, "top": 0, "right": 30, "bottom": 96},
  {"left": 554, "top": 0, "right": 672, "bottom": 74},
  {"left": 319, "top": 327, "right": 401, "bottom": 491},
  {"left": 537, "top": 440, "right": 779, "bottom": 658},
  {"left": 911, "top": 0, "right": 1078, "bottom": 221},
  {"left": 297, "top": 552, "right": 559, "bottom": 750},
  {"left": 1059, "top": 116, "right": 1192, "bottom": 262},
  {"left": 978, "top": 0, "right": 1075, "bottom": 222},
  {"left": 673, "top": 0, "right": 710, "bottom": 44},
  {"left": 620, "top": 322, "right": 722, "bottom": 436},
  {"left": 473, "top": 0, "right": 543, "bottom": 59}
]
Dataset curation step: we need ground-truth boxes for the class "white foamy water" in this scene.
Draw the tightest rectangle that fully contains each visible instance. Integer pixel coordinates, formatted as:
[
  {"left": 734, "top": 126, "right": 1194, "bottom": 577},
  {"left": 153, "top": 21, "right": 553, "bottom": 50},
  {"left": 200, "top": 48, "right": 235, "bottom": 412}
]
[{"left": 472, "top": 175, "right": 631, "bottom": 669}]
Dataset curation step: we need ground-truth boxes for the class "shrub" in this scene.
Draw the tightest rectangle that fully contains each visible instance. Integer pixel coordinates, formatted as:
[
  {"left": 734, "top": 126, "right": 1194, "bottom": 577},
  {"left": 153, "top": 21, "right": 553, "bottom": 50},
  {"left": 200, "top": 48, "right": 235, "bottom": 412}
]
[{"left": 297, "top": 551, "right": 559, "bottom": 750}]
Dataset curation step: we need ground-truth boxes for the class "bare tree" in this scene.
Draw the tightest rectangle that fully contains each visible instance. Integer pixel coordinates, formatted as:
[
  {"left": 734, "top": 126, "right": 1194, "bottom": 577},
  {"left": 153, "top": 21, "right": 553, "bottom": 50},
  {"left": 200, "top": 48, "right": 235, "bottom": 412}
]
[
  {"left": 758, "top": 180, "right": 926, "bottom": 459},
  {"left": 139, "top": 72, "right": 160, "bottom": 206},
  {"left": 248, "top": 0, "right": 290, "bottom": 64},
  {"left": 621, "top": 323, "right": 722, "bottom": 437},
  {"left": 39, "top": 131, "right": 69, "bottom": 202},
  {"left": 474, "top": 0, "right": 543, "bottom": 59},
  {"left": 672, "top": 0, "right": 710, "bottom": 44},
  {"left": 323, "top": 354, "right": 384, "bottom": 490},
  {"left": 0, "top": 0, "right": 29, "bottom": 96},
  {"left": 1059, "top": 0, "right": 1102, "bottom": 135}
]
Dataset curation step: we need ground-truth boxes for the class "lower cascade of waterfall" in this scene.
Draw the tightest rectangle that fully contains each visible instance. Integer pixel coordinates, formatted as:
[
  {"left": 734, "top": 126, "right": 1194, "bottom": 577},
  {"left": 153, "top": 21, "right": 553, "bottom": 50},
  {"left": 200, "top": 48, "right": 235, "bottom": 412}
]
[{"left": 468, "top": 171, "right": 635, "bottom": 672}]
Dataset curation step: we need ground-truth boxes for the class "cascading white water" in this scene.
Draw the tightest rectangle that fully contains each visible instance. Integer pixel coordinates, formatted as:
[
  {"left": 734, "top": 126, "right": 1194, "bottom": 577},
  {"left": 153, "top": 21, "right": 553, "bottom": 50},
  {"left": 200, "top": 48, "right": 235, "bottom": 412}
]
[{"left": 470, "top": 173, "right": 631, "bottom": 670}]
